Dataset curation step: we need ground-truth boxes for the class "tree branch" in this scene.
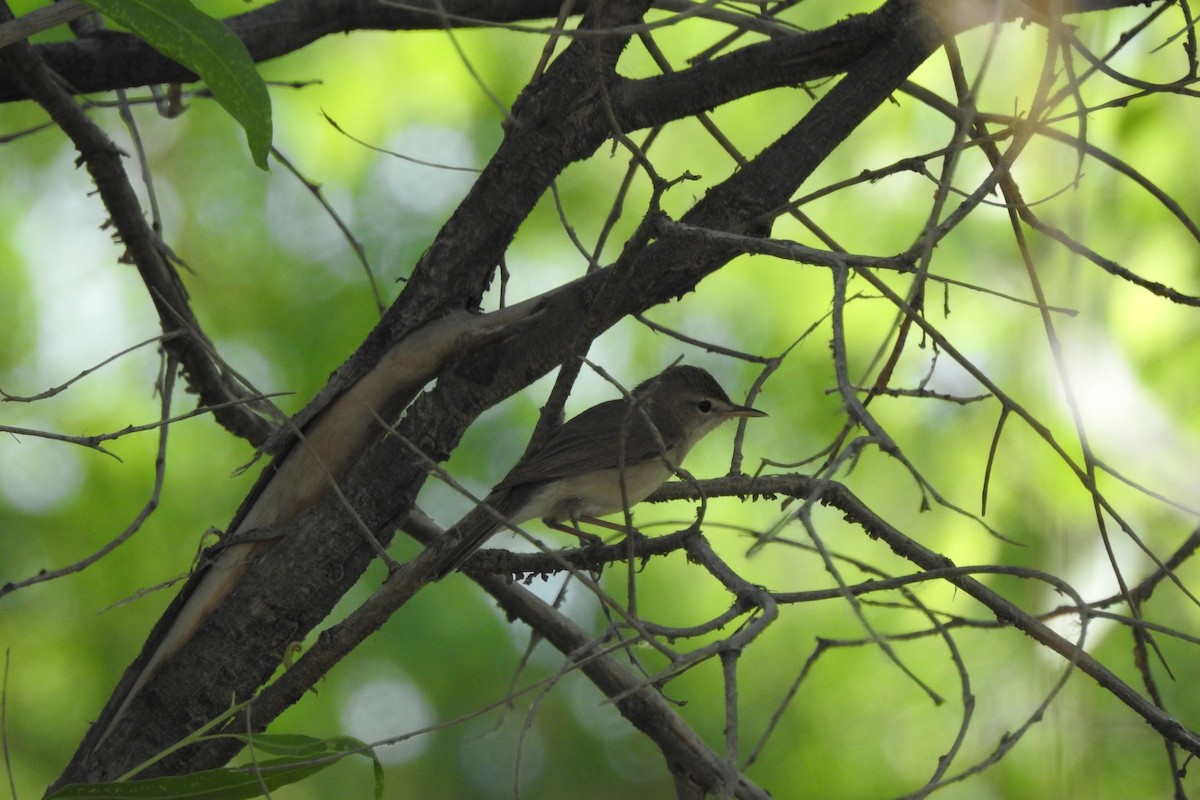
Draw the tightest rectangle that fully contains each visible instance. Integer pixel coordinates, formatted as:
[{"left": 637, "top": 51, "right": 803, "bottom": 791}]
[
  {"left": 0, "top": 0, "right": 582, "bottom": 102},
  {"left": 0, "top": 5, "right": 274, "bottom": 445}
]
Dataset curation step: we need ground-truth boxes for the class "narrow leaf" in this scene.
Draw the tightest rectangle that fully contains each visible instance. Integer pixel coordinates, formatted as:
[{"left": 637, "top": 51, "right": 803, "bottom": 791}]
[
  {"left": 77, "top": 0, "right": 272, "bottom": 169},
  {"left": 46, "top": 736, "right": 377, "bottom": 800}
]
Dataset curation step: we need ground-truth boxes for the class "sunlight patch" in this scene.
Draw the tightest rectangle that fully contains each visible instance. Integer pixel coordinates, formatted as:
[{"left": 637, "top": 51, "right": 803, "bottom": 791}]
[{"left": 339, "top": 675, "right": 434, "bottom": 764}]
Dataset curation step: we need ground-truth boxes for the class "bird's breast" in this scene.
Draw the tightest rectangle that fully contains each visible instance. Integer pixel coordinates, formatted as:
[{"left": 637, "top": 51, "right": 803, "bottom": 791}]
[{"left": 525, "top": 458, "right": 677, "bottom": 524}]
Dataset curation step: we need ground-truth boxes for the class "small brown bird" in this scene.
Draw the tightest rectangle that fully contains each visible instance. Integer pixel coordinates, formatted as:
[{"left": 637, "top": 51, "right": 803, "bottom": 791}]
[{"left": 437, "top": 365, "right": 765, "bottom": 577}]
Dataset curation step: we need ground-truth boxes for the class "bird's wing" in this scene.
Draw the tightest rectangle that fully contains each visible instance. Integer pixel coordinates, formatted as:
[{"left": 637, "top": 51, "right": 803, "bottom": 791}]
[{"left": 497, "top": 399, "right": 685, "bottom": 489}]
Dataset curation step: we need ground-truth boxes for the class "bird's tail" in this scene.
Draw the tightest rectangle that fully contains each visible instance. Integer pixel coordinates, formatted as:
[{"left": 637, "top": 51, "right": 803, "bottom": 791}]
[{"left": 434, "top": 487, "right": 528, "bottom": 579}]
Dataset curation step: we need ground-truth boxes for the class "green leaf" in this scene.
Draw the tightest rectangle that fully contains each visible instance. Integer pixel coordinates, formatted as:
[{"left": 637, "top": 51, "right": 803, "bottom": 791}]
[
  {"left": 77, "top": 0, "right": 272, "bottom": 169},
  {"left": 46, "top": 735, "right": 379, "bottom": 800}
]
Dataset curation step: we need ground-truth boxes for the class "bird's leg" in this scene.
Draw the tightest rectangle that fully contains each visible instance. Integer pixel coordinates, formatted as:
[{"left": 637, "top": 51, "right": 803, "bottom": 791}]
[
  {"left": 575, "top": 516, "right": 630, "bottom": 535},
  {"left": 579, "top": 515, "right": 649, "bottom": 546},
  {"left": 548, "top": 516, "right": 649, "bottom": 552},
  {"left": 546, "top": 518, "right": 605, "bottom": 548}
]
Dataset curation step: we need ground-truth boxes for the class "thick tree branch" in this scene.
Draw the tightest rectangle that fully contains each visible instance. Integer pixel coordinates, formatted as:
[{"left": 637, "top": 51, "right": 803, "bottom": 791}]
[
  {"left": 0, "top": 0, "right": 580, "bottom": 102},
  {"left": 0, "top": 0, "right": 1151, "bottom": 105}
]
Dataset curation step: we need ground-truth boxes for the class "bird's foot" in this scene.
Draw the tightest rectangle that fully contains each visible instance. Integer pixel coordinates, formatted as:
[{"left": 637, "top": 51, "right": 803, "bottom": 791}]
[
  {"left": 616, "top": 526, "right": 650, "bottom": 553},
  {"left": 572, "top": 529, "right": 605, "bottom": 549}
]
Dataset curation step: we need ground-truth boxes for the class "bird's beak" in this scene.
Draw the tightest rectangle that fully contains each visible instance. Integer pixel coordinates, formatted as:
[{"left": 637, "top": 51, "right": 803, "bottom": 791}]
[{"left": 719, "top": 402, "right": 767, "bottom": 418}]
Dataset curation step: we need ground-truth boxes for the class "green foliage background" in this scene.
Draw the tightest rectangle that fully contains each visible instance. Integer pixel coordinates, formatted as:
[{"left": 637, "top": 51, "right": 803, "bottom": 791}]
[{"left": 2, "top": 1, "right": 1200, "bottom": 797}]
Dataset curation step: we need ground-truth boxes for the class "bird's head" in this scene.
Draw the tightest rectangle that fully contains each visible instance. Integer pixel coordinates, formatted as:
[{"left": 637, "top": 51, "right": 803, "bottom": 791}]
[{"left": 635, "top": 365, "right": 766, "bottom": 441}]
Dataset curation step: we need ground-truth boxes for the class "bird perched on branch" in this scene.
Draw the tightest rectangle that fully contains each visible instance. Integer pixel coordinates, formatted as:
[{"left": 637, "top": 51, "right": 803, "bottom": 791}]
[{"left": 437, "top": 364, "right": 766, "bottom": 577}]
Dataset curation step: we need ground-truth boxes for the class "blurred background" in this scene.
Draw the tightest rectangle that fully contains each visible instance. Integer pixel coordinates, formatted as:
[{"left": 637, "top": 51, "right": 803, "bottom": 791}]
[{"left": 2, "top": 1, "right": 1200, "bottom": 797}]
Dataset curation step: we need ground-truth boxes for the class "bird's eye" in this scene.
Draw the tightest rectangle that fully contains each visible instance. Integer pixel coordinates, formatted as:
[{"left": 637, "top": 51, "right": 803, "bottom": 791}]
[{"left": 696, "top": 400, "right": 714, "bottom": 413}]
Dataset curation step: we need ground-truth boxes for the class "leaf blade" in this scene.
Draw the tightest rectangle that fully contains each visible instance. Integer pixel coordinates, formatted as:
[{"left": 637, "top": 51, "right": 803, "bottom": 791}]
[{"left": 77, "top": 0, "right": 272, "bottom": 169}]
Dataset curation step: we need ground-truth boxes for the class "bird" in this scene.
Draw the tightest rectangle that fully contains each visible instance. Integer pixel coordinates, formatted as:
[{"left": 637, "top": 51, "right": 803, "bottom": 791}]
[{"left": 435, "top": 364, "right": 766, "bottom": 577}]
